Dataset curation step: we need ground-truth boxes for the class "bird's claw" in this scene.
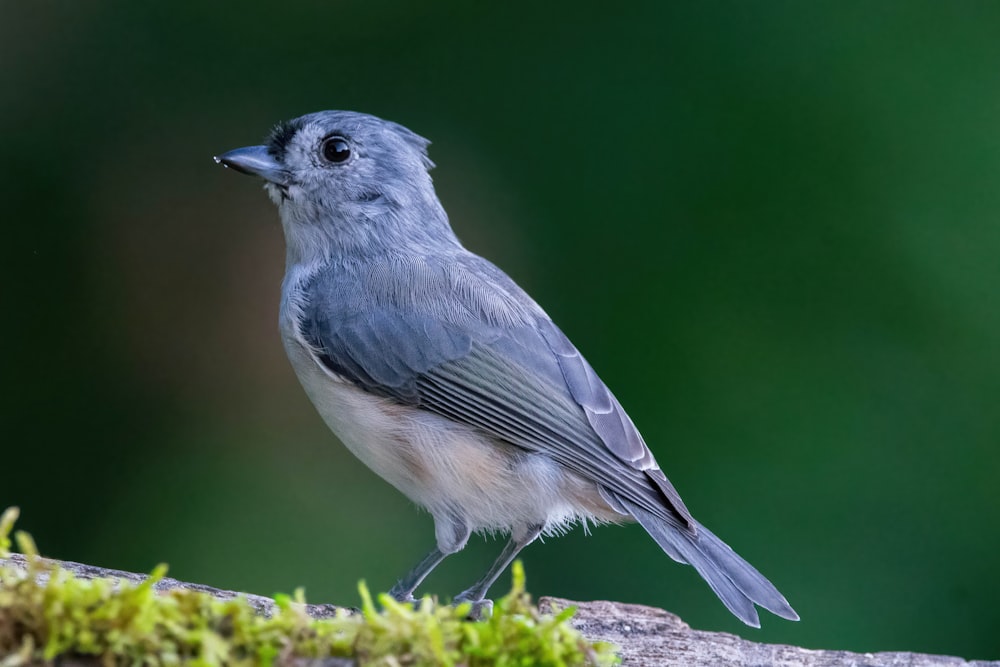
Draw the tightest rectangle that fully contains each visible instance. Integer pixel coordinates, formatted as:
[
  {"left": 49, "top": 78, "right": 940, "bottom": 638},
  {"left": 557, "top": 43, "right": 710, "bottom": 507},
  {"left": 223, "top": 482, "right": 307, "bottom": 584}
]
[
  {"left": 388, "top": 585, "right": 417, "bottom": 605},
  {"left": 453, "top": 594, "right": 493, "bottom": 620}
]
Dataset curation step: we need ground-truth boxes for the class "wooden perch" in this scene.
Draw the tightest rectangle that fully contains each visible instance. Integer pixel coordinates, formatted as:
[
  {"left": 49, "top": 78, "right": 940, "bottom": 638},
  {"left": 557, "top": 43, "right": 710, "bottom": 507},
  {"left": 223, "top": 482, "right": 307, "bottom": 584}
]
[
  {"left": 2, "top": 554, "right": 996, "bottom": 666},
  {"left": 537, "top": 596, "right": 997, "bottom": 666}
]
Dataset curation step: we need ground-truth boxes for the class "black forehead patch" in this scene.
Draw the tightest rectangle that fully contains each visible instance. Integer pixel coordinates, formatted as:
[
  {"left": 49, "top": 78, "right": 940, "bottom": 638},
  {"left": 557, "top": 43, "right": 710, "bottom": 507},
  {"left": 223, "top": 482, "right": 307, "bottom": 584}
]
[{"left": 266, "top": 118, "right": 305, "bottom": 161}]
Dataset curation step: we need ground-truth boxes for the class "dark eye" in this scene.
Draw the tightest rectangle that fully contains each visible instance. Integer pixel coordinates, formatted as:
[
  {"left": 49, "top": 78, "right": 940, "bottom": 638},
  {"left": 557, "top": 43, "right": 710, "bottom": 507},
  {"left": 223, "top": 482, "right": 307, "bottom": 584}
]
[{"left": 321, "top": 135, "right": 351, "bottom": 163}]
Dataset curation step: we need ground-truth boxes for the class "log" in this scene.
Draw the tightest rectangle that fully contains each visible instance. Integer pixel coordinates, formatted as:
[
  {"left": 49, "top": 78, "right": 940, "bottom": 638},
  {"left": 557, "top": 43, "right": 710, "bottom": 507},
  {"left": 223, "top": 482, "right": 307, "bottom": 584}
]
[{"left": 2, "top": 555, "right": 995, "bottom": 666}]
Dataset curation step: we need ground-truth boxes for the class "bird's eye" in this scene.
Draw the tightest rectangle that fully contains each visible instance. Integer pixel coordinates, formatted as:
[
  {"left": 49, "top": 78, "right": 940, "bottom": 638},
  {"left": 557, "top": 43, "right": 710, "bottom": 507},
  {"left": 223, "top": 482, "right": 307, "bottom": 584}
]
[{"left": 321, "top": 135, "right": 351, "bottom": 164}]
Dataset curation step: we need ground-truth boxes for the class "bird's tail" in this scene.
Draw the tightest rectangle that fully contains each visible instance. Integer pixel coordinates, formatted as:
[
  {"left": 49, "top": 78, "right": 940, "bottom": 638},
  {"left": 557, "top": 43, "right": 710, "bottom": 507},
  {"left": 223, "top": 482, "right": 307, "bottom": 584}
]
[{"left": 617, "top": 496, "right": 799, "bottom": 627}]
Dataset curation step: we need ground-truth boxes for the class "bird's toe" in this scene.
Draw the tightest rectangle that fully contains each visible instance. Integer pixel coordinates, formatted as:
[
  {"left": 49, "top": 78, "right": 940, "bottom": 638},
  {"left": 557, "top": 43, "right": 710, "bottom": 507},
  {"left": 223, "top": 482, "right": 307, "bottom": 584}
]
[{"left": 453, "top": 593, "right": 493, "bottom": 620}]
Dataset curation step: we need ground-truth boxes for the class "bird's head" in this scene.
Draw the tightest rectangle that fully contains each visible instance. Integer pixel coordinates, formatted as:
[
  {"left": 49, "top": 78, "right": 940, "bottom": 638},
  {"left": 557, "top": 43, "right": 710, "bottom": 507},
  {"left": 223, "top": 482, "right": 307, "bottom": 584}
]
[{"left": 216, "top": 110, "right": 454, "bottom": 262}]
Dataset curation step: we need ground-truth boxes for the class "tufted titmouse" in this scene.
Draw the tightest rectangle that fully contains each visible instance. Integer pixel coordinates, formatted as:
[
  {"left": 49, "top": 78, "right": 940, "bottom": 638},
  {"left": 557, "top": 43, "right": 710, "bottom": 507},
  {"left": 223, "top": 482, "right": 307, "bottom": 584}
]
[{"left": 215, "top": 110, "right": 797, "bottom": 626}]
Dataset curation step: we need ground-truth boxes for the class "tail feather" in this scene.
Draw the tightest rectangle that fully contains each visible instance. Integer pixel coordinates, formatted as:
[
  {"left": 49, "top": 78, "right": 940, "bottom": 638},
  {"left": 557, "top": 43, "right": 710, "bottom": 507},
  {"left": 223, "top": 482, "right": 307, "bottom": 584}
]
[{"left": 618, "top": 496, "right": 799, "bottom": 627}]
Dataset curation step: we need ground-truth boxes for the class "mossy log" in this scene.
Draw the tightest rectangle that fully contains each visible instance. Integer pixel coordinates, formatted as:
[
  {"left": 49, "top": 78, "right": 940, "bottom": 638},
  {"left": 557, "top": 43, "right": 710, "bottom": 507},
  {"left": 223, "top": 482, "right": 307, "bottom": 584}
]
[{"left": 2, "top": 554, "right": 996, "bottom": 666}]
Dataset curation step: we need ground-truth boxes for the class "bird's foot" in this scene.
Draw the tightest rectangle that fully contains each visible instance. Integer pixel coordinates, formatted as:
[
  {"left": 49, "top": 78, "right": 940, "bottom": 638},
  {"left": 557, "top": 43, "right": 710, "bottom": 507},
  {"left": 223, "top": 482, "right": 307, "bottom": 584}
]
[
  {"left": 388, "top": 583, "right": 417, "bottom": 605},
  {"left": 453, "top": 592, "right": 493, "bottom": 620}
]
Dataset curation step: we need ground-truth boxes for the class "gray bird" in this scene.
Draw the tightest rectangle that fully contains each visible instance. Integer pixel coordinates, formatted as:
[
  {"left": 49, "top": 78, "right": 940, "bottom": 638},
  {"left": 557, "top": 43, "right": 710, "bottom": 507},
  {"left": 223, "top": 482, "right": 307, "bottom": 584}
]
[{"left": 215, "top": 110, "right": 798, "bottom": 626}]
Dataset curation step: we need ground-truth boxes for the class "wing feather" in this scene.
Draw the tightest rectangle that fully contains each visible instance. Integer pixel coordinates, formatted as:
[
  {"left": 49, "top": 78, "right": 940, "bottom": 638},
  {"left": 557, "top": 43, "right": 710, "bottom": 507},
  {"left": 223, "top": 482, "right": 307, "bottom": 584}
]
[{"left": 299, "top": 255, "right": 694, "bottom": 529}]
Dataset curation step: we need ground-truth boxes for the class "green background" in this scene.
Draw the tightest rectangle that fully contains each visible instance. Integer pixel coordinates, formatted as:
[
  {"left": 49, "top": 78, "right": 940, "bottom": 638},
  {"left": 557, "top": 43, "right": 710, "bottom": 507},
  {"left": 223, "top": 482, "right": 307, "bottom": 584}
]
[{"left": 3, "top": 0, "right": 999, "bottom": 659}]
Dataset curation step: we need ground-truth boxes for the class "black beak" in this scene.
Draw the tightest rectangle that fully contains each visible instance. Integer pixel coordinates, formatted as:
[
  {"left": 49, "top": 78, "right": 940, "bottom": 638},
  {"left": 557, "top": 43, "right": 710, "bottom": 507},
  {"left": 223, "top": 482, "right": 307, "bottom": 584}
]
[{"left": 214, "top": 145, "right": 290, "bottom": 185}]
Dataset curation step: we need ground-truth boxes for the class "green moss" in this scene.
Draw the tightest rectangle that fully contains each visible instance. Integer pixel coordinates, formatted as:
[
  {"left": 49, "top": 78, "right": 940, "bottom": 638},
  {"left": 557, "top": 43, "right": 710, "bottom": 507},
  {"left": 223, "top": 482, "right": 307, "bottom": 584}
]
[{"left": 0, "top": 507, "right": 618, "bottom": 666}]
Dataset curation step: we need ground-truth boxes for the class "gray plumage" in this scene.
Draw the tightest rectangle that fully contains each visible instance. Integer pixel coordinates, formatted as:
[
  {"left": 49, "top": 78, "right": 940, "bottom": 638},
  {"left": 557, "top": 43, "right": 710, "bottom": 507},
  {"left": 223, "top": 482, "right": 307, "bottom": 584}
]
[{"left": 215, "top": 110, "right": 798, "bottom": 627}]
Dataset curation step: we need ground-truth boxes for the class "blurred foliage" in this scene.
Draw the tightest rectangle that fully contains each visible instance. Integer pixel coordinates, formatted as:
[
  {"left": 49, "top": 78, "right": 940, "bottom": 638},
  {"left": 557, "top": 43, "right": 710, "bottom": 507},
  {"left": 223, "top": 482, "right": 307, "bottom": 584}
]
[{"left": 2, "top": 0, "right": 999, "bottom": 660}]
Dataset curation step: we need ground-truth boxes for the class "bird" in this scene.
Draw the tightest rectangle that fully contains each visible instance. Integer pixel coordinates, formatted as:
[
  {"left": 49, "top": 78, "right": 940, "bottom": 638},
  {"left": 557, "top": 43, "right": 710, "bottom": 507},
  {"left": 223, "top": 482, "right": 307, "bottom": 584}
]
[{"left": 214, "top": 110, "right": 798, "bottom": 626}]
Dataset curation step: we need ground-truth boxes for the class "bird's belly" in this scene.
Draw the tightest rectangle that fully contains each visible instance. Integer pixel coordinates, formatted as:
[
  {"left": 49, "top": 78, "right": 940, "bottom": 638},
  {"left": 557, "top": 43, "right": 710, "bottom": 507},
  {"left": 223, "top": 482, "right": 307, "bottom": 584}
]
[{"left": 281, "top": 335, "right": 617, "bottom": 534}]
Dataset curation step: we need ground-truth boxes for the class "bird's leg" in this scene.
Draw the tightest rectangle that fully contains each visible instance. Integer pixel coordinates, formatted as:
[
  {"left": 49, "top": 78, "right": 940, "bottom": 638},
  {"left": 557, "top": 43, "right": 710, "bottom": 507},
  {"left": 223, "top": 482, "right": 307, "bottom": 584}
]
[
  {"left": 453, "top": 523, "right": 544, "bottom": 619},
  {"left": 390, "top": 514, "right": 470, "bottom": 603},
  {"left": 388, "top": 547, "right": 449, "bottom": 603}
]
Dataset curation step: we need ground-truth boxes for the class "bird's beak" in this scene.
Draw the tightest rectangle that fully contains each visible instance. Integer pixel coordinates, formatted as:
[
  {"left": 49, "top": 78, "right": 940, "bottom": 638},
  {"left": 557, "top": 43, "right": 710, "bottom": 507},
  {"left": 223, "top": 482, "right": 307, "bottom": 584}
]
[{"left": 214, "top": 145, "right": 290, "bottom": 185}]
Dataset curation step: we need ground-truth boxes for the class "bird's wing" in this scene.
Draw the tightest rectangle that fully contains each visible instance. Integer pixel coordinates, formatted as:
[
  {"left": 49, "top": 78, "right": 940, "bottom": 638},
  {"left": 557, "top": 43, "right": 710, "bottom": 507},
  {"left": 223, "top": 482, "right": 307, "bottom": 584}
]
[{"left": 298, "top": 255, "right": 694, "bottom": 529}]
